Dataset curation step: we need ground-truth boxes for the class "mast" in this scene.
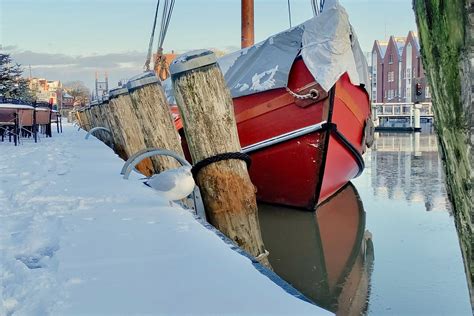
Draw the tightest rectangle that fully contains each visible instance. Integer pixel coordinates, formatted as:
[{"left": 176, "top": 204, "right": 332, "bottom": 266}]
[{"left": 241, "top": 0, "right": 254, "bottom": 48}]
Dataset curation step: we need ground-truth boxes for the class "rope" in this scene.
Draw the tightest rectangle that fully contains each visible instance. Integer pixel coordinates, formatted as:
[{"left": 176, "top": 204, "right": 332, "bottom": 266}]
[
  {"left": 255, "top": 249, "right": 270, "bottom": 261},
  {"left": 287, "top": 0, "right": 292, "bottom": 28},
  {"left": 311, "top": 0, "right": 318, "bottom": 16},
  {"left": 191, "top": 152, "right": 252, "bottom": 179},
  {"left": 286, "top": 86, "right": 320, "bottom": 100},
  {"left": 310, "top": 0, "right": 325, "bottom": 16},
  {"left": 144, "top": 0, "right": 161, "bottom": 71},
  {"left": 153, "top": 0, "right": 175, "bottom": 79}
]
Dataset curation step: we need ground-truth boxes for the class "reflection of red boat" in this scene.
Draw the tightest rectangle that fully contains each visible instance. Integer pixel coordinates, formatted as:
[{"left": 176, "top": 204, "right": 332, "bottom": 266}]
[
  {"left": 258, "top": 183, "right": 374, "bottom": 314},
  {"left": 169, "top": 1, "right": 372, "bottom": 210}
]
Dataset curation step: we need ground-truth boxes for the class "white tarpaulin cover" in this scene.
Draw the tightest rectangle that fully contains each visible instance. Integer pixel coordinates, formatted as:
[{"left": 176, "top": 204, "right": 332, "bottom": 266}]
[{"left": 164, "top": 0, "right": 368, "bottom": 102}]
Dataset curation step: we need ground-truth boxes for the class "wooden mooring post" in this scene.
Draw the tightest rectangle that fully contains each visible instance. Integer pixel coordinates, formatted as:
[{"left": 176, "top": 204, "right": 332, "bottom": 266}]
[
  {"left": 171, "top": 50, "right": 270, "bottom": 267},
  {"left": 127, "top": 72, "right": 184, "bottom": 172},
  {"left": 83, "top": 106, "right": 92, "bottom": 131},
  {"left": 96, "top": 99, "right": 115, "bottom": 149},
  {"left": 75, "top": 109, "right": 85, "bottom": 129},
  {"left": 107, "top": 87, "right": 154, "bottom": 176}
]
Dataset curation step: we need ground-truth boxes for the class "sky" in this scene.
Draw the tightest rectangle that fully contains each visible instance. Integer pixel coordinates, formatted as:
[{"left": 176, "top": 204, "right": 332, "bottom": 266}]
[{"left": 0, "top": 0, "right": 417, "bottom": 90}]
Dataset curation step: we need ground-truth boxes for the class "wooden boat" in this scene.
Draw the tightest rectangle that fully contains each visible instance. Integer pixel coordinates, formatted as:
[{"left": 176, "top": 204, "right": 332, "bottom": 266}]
[
  {"left": 168, "top": 1, "right": 373, "bottom": 210},
  {"left": 258, "top": 183, "right": 374, "bottom": 314}
]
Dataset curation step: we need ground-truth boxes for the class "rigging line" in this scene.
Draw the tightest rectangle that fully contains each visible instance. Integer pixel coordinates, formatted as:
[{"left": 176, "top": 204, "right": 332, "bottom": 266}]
[
  {"left": 158, "top": 0, "right": 168, "bottom": 50},
  {"left": 161, "top": 0, "right": 175, "bottom": 48},
  {"left": 311, "top": 0, "right": 318, "bottom": 16},
  {"left": 287, "top": 0, "right": 292, "bottom": 28},
  {"left": 144, "top": 0, "right": 161, "bottom": 70}
]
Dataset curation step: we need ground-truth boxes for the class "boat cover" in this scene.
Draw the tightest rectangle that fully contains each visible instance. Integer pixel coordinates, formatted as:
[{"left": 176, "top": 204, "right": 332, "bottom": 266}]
[{"left": 164, "top": 0, "right": 368, "bottom": 102}]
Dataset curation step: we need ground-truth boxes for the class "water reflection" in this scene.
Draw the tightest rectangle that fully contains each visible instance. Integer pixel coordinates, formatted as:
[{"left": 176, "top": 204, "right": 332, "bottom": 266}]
[
  {"left": 258, "top": 183, "right": 374, "bottom": 315},
  {"left": 258, "top": 131, "right": 472, "bottom": 314},
  {"left": 369, "top": 132, "right": 450, "bottom": 212}
]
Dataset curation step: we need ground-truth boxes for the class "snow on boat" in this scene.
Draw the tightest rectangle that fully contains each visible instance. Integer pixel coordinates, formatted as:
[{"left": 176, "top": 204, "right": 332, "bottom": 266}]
[{"left": 167, "top": 1, "right": 372, "bottom": 210}]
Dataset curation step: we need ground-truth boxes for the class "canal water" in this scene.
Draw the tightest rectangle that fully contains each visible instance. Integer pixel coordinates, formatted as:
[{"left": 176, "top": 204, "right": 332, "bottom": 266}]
[{"left": 258, "top": 129, "right": 472, "bottom": 315}]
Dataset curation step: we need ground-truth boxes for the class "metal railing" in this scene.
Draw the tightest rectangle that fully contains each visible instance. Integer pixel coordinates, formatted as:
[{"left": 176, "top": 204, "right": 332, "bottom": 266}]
[{"left": 371, "top": 102, "right": 433, "bottom": 129}]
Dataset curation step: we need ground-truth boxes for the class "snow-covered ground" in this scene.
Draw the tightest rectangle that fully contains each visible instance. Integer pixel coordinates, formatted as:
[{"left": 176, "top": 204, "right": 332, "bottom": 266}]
[{"left": 0, "top": 124, "right": 330, "bottom": 315}]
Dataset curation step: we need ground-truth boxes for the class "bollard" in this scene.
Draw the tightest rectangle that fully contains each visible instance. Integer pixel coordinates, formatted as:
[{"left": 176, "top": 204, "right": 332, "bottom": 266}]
[
  {"left": 75, "top": 109, "right": 84, "bottom": 129},
  {"left": 88, "top": 101, "right": 103, "bottom": 140},
  {"left": 96, "top": 99, "right": 115, "bottom": 149},
  {"left": 107, "top": 87, "right": 154, "bottom": 176},
  {"left": 171, "top": 50, "right": 270, "bottom": 267},
  {"left": 127, "top": 72, "right": 184, "bottom": 173},
  {"left": 83, "top": 106, "right": 93, "bottom": 132}
]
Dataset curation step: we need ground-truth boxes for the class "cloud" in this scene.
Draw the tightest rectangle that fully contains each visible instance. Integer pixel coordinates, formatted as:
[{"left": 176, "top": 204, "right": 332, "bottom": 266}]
[
  {"left": 7, "top": 50, "right": 148, "bottom": 90},
  {"left": 6, "top": 47, "right": 237, "bottom": 90},
  {"left": 0, "top": 45, "right": 18, "bottom": 52}
]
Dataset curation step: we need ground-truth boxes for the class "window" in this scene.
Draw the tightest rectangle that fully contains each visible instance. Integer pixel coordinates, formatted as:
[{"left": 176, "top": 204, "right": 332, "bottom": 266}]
[
  {"left": 388, "top": 71, "right": 395, "bottom": 82},
  {"left": 388, "top": 89, "right": 394, "bottom": 100},
  {"left": 389, "top": 54, "right": 393, "bottom": 64}
]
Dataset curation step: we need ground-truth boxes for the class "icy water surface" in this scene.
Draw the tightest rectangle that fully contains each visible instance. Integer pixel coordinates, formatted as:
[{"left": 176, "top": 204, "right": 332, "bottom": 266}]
[{"left": 258, "top": 131, "right": 472, "bottom": 315}]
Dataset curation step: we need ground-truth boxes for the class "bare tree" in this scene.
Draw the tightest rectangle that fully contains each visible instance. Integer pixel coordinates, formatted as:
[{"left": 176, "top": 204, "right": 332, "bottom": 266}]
[{"left": 63, "top": 81, "right": 90, "bottom": 106}]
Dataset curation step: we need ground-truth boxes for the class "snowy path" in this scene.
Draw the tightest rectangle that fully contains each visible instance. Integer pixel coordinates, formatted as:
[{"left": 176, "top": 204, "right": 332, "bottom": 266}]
[{"left": 0, "top": 124, "right": 330, "bottom": 315}]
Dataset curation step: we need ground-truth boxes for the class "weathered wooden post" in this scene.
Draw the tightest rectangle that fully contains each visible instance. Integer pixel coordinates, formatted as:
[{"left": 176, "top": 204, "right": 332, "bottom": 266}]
[
  {"left": 96, "top": 99, "right": 115, "bottom": 149},
  {"left": 127, "top": 72, "right": 184, "bottom": 172},
  {"left": 88, "top": 101, "right": 103, "bottom": 140},
  {"left": 101, "top": 90, "right": 127, "bottom": 160},
  {"left": 107, "top": 87, "right": 154, "bottom": 176},
  {"left": 83, "top": 106, "right": 92, "bottom": 131},
  {"left": 171, "top": 50, "right": 270, "bottom": 267},
  {"left": 75, "top": 109, "right": 84, "bottom": 129}
]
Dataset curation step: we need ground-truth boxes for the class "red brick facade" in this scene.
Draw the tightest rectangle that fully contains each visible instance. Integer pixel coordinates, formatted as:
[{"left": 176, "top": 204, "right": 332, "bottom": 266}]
[{"left": 371, "top": 31, "right": 431, "bottom": 103}]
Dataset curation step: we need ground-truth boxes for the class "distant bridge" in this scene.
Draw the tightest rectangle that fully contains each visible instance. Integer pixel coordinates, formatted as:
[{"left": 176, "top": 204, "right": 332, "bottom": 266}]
[
  {"left": 371, "top": 102, "right": 434, "bottom": 130},
  {"left": 372, "top": 102, "right": 433, "bottom": 118}
]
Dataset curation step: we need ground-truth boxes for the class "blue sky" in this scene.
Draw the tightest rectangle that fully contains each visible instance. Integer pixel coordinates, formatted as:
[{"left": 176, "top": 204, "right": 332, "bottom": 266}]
[{"left": 0, "top": 0, "right": 416, "bottom": 89}]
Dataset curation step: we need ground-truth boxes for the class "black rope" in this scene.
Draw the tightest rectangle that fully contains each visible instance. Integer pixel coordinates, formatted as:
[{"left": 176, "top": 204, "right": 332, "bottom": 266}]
[{"left": 191, "top": 152, "right": 251, "bottom": 179}]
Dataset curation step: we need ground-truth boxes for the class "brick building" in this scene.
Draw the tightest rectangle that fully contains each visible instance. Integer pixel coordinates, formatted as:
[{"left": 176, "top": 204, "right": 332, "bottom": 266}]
[
  {"left": 29, "top": 78, "right": 63, "bottom": 108},
  {"left": 371, "top": 32, "right": 431, "bottom": 103},
  {"left": 62, "top": 92, "right": 74, "bottom": 109},
  {"left": 371, "top": 40, "right": 388, "bottom": 102}
]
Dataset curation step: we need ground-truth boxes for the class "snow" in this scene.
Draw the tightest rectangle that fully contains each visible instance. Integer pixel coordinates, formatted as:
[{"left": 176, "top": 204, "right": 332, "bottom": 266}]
[
  {"left": 0, "top": 123, "right": 330, "bottom": 315},
  {"left": 0, "top": 104, "right": 34, "bottom": 110}
]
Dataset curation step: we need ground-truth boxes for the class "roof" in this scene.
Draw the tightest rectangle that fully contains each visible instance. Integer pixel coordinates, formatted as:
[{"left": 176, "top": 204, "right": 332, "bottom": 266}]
[
  {"left": 63, "top": 92, "right": 73, "bottom": 98},
  {"left": 374, "top": 40, "right": 388, "bottom": 58},
  {"left": 393, "top": 37, "right": 406, "bottom": 57},
  {"left": 408, "top": 31, "right": 420, "bottom": 51}
]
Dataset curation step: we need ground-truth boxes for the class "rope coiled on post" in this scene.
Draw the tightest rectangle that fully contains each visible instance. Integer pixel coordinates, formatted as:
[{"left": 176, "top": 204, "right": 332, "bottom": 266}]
[{"left": 191, "top": 152, "right": 251, "bottom": 179}]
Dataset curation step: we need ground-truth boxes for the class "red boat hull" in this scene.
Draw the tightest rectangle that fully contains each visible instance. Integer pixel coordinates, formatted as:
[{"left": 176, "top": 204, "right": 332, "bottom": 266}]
[{"left": 174, "top": 58, "right": 370, "bottom": 210}]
